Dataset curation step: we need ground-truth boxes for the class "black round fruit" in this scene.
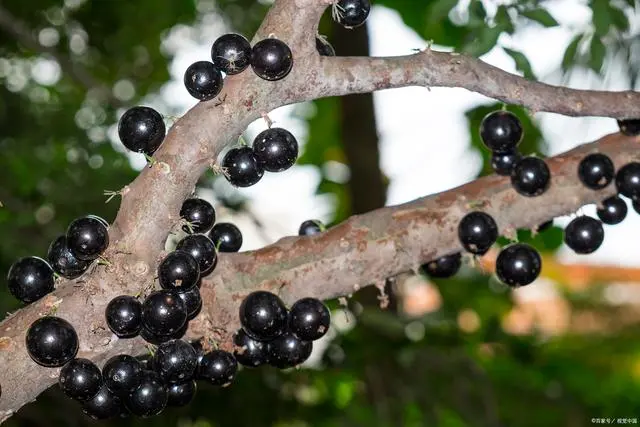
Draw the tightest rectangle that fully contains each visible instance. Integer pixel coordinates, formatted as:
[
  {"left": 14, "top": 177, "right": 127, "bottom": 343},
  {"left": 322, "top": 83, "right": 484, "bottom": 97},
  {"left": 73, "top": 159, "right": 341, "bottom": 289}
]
[
  {"left": 211, "top": 33, "right": 252, "bottom": 75},
  {"left": 233, "top": 329, "right": 267, "bottom": 367},
  {"left": 140, "top": 326, "right": 173, "bottom": 345},
  {"left": 59, "top": 358, "right": 102, "bottom": 401},
  {"left": 176, "top": 234, "right": 217, "bottom": 276},
  {"left": 495, "top": 243, "right": 542, "bottom": 287},
  {"left": 251, "top": 38, "right": 293, "bottom": 81},
  {"left": 47, "top": 236, "right": 91, "bottom": 279},
  {"left": 198, "top": 350, "right": 238, "bottom": 386},
  {"left": 252, "top": 127, "right": 299, "bottom": 172},
  {"left": 578, "top": 153, "right": 614, "bottom": 190},
  {"left": 142, "top": 290, "right": 188, "bottom": 336},
  {"left": 289, "top": 298, "right": 330, "bottom": 341},
  {"left": 333, "top": 0, "right": 371, "bottom": 28},
  {"left": 564, "top": 216, "right": 605, "bottom": 254},
  {"left": 105, "top": 295, "right": 143, "bottom": 338},
  {"left": 125, "top": 370, "right": 168, "bottom": 418},
  {"left": 479, "top": 110, "right": 523, "bottom": 152},
  {"left": 168, "top": 380, "right": 197, "bottom": 407},
  {"left": 102, "top": 354, "right": 143, "bottom": 397},
  {"left": 537, "top": 219, "right": 554, "bottom": 232},
  {"left": 596, "top": 196, "right": 628, "bottom": 225},
  {"left": 491, "top": 150, "right": 521, "bottom": 176},
  {"left": 118, "top": 106, "right": 166, "bottom": 155},
  {"left": 180, "top": 198, "right": 216, "bottom": 234},
  {"left": 184, "top": 61, "right": 223, "bottom": 101},
  {"left": 615, "top": 162, "right": 640, "bottom": 200},
  {"left": 299, "top": 219, "right": 324, "bottom": 236},
  {"left": 7, "top": 256, "right": 55, "bottom": 303},
  {"left": 316, "top": 36, "right": 335, "bottom": 56},
  {"left": 222, "top": 146, "right": 264, "bottom": 187},
  {"left": 422, "top": 253, "right": 462, "bottom": 278},
  {"left": 82, "top": 385, "right": 122, "bottom": 420},
  {"left": 26, "top": 316, "right": 78, "bottom": 367},
  {"left": 66, "top": 216, "right": 109, "bottom": 261},
  {"left": 158, "top": 251, "right": 200, "bottom": 291},
  {"left": 267, "top": 332, "right": 313, "bottom": 369},
  {"left": 618, "top": 119, "right": 640, "bottom": 136},
  {"left": 457, "top": 211, "right": 499, "bottom": 255},
  {"left": 177, "top": 286, "right": 202, "bottom": 320},
  {"left": 209, "top": 222, "right": 243, "bottom": 252},
  {"left": 153, "top": 339, "right": 198, "bottom": 384},
  {"left": 239, "top": 290, "right": 288, "bottom": 341},
  {"left": 511, "top": 156, "right": 550, "bottom": 197}
]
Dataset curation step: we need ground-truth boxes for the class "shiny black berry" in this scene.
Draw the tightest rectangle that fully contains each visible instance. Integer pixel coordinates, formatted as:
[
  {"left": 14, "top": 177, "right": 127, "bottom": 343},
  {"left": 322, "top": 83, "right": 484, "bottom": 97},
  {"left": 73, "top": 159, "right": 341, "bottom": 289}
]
[
  {"left": 105, "top": 295, "right": 143, "bottom": 338},
  {"left": 7, "top": 256, "right": 55, "bottom": 303},
  {"left": 615, "top": 162, "right": 640, "bottom": 200},
  {"left": 176, "top": 234, "right": 217, "bottom": 276},
  {"left": 125, "top": 370, "right": 168, "bottom": 418},
  {"left": 251, "top": 38, "right": 293, "bottom": 81},
  {"left": 491, "top": 150, "right": 521, "bottom": 176},
  {"left": 198, "top": 350, "right": 238, "bottom": 386},
  {"left": 180, "top": 198, "right": 216, "bottom": 234},
  {"left": 578, "top": 153, "right": 614, "bottom": 190},
  {"left": 47, "top": 236, "right": 91, "bottom": 279},
  {"left": 222, "top": 146, "right": 264, "bottom": 187},
  {"left": 177, "top": 286, "right": 202, "bottom": 320},
  {"left": 299, "top": 219, "right": 325, "bottom": 236},
  {"left": 495, "top": 243, "right": 541, "bottom": 287},
  {"left": 184, "top": 61, "right": 223, "bottom": 101},
  {"left": 267, "top": 333, "right": 313, "bottom": 369},
  {"left": 596, "top": 196, "right": 627, "bottom": 225},
  {"left": 140, "top": 327, "right": 173, "bottom": 345},
  {"left": 511, "top": 156, "right": 550, "bottom": 197},
  {"left": 158, "top": 251, "right": 200, "bottom": 291},
  {"left": 66, "top": 216, "right": 109, "bottom": 261},
  {"left": 422, "top": 253, "right": 462, "bottom": 278},
  {"left": 118, "top": 106, "right": 166, "bottom": 155},
  {"left": 564, "top": 216, "right": 604, "bottom": 254},
  {"left": 537, "top": 219, "right": 554, "bottom": 232},
  {"left": 59, "top": 358, "right": 102, "bottom": 401},
  {"left": 153, "top": 339, "right": 198, "bottom": 384},
  {"left": 316, "top": 36, "right": 335, "bottom": 56},
  {"left": 618, "top": 119, "right": 640, "bottom": 136},
  {"left": 233, "top": 329, "right": 267, "bottom": 367},
  {"left": 26, "top": 316, "right": 78, "bottom": 367},
  {"left": 82, "top": 385, "right": 122, "bottom": 420},
  {"left": 168, "top": 380, "right": 197, "bottom": 407},
  {"left": 211, "top": 33, "right": 252, "bottom": 75},
  {"left": 239, "top": 290, "right": 288, "bottom": 341},
  {"left": 289, "top": 298, "right": 330, "bottom": 341},
  {"left": 209, "top": 222, "right": 243, "bottom": 252},
  {"left": 333, "top": 0, "right": 371, "bottom": 28},
  {"left": 142, "top": 290, "right": 188, "bottom": 336},
  {"left": 252, "top": 127, "right": 299, "bottom": 172},
  {"left": 102, "top": 354, "right": 143, "bottom": 397},
  {"left": 479, "top": 110, "right": 523, "bottom": 152},
  {"left": 457, "top": 211, "right": 499, "bottom": 255}
]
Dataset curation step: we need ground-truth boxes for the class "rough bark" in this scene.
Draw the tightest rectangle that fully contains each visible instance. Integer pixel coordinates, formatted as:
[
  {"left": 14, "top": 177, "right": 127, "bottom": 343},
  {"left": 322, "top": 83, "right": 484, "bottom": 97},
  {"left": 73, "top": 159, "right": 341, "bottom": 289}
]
[{"left": 0, "top": 0, "right": 639, "bottom": 420}]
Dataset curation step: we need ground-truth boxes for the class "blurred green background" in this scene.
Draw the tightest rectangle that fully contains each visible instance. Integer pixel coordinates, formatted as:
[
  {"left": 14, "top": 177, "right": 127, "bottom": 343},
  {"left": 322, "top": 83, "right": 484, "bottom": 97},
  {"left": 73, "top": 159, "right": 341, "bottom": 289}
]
[{"left": 1, "top": 0, "right": 639, "bottom": 426}]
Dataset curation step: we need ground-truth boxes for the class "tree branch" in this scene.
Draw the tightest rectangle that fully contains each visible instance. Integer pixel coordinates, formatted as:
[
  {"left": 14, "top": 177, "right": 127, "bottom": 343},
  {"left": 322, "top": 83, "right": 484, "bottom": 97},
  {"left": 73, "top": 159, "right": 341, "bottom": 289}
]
[{"left": 1, "top": 0, "right": 639, "bottom": 421}]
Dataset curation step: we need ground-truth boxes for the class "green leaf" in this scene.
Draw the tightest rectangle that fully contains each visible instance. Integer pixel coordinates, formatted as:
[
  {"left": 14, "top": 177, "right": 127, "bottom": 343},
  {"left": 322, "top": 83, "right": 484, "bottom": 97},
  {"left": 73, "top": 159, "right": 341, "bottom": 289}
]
[
  {"left": 495, "top": 5, "right": 515, "bottom": 34},
  {"left": 503, "top": 47, "right": 536, "bottom": 79},
  {"left": 521, "top": 8, "right": 559, "bottom": 27},
  {"left": 590, "top": 0, "right": 612, "bottom": 36},
  {"left": 462, "top": 25, "right": 503, "bottom": 57},
  {"left": 562, "top": 34, "right": 583, "bottom": 71},
  {"left": 469, "top": 0, "right": 487, "bottom": 24},
  {"left": 609, "top": 5, "right": 630, "bottom": 32},
  {"left": 589, "top": 36, "right": 606, "bottom": 73}
]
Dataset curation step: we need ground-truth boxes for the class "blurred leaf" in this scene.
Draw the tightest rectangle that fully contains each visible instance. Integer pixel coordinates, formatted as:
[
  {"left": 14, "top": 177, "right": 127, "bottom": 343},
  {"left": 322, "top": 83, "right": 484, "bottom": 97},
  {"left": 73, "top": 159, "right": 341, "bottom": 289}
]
[
  {"left": 495, "top": 5, "right": 516, "bottom": 35},
  {"left": 590, "top": 0, "right": 612, "bottom": 36},
  {"left": 503, "top": 47, "right": 536, "bottom": 79},
  {"left": 463, "top": 25, "right": 503, "bottom": 57},
  {"left": 562, "top": 34, "right": 583, "bottom": 71},
  {"left": 609, "top": 5, "right": 630, "bottom": 32},
  {"left": 589, "top": 36, "right": 606, "bottom": 73},
  {"left": 521, "top": 8, "right": 559, "bottom": 27}
]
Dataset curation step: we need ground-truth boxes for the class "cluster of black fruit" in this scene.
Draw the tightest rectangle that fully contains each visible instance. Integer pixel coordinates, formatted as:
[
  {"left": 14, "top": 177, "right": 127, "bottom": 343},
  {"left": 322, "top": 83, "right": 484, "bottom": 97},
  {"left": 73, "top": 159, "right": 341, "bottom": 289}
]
[
  {"left": 7, "top": 215, "right": 109, "bottom": 303},
  {"left": 420, "top": 113, "right": 640, "bottom": 289}
]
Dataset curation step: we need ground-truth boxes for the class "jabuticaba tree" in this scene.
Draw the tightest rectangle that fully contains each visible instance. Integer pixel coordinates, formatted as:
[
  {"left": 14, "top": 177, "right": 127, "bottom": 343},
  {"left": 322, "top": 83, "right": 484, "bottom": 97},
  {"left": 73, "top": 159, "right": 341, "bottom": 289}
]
[{"left": 0, "top": 0, "right": 639, "bottom": 423}]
